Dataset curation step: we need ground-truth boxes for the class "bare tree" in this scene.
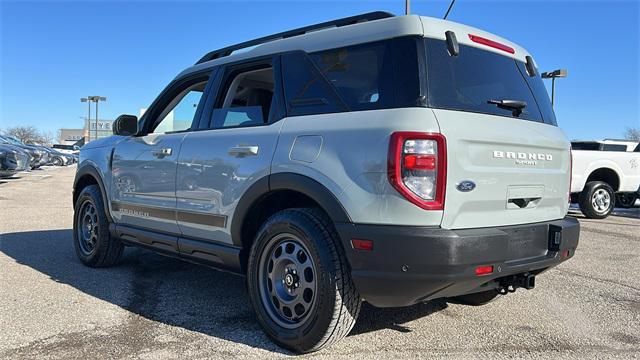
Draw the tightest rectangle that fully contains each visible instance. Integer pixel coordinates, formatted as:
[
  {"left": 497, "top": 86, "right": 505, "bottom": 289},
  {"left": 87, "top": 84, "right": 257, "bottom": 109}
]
[
  {"left": 4, "top": 126, "right": 41, "bottom": 144},
  {"left": 3, "top": 126, "right": 56, "bottom": 145},
  {"left": 39, "top": 130, "right": 55, "bottom": 146},
  {"left": 624, "top": 127, "right": 640, "bottom": 141}
]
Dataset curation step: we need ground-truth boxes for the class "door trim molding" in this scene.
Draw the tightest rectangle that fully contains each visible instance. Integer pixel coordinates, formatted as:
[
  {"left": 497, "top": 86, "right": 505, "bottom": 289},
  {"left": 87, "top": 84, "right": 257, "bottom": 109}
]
[{"left": 111, "top": 201, "right": 227, "bottom": 228}]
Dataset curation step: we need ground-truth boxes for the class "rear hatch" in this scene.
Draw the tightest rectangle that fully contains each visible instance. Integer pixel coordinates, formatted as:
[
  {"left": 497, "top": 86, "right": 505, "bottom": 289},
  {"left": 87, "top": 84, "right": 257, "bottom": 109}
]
[{"left": 422, "top": 30, "right": 570, "bottom": 229}]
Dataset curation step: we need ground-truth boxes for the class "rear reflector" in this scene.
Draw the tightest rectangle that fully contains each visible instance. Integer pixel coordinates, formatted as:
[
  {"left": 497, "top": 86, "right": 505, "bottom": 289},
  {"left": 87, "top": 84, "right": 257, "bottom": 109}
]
[
  {"left": 475, "top": 265, "right": 494, "bottom": 276},
  {"left": 468, "top": 34, "right": 515, "bottom": 54},
  {"left": 351, "top": 239, "right": 373, "bottom": 251}
]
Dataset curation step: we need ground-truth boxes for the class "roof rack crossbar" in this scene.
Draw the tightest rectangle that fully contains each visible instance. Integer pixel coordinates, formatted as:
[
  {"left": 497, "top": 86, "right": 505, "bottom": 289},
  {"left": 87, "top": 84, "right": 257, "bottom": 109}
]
[{"left": 195, "top": 11, "right": 394, "bottom": 64}]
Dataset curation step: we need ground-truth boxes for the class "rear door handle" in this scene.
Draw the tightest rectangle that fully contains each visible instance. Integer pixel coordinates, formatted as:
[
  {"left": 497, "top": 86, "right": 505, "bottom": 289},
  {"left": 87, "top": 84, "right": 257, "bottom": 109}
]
[
  {"left": 152, "top": 148, "right": 172, "bottom": 158},
  {"left": 228, "top": 145, "right": 259, "bottom": 157}
]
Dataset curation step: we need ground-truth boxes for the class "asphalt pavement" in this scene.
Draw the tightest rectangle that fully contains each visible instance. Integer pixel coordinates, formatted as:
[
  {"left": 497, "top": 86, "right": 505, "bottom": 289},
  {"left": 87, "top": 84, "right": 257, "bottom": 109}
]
[{"left": 1, "top": 166, "right": 638, "bottom": 359}]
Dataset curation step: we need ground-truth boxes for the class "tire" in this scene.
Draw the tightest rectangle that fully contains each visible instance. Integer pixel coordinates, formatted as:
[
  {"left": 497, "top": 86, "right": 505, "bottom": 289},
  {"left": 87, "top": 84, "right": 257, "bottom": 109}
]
[
  {"left": 452, "top": 290, "right": 499, "bottom": 306},
  {"left": 247, "top": 208, "right": 361, "bottom": 353},
  {"left": 616, "top": 193, "right": 638, "bottom": 209},
  {"left": 73, "top": 185, "right": 124, "bottom": 267},
  {"left": 578, "top": 181, "right": 615, "bottom": 219},
  {"left": 52, "top": 157, "right": 63, "bottom": 166}
]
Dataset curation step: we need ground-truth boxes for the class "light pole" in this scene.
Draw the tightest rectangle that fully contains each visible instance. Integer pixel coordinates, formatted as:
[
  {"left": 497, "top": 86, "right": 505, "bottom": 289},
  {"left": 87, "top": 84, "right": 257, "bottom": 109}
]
[
  {"left": 87, "top": 96, "right": 107, "bottom": 141},
  {"left": 541, "top": 69, "right": 568, "bottom": 107},
  {"left": 80, "top": 97, "right": 92, "bottom": 141}
]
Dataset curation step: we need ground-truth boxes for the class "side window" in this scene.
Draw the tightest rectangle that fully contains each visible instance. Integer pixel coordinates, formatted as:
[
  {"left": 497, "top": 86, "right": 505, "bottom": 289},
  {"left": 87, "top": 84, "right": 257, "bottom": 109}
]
[
  {"left": 308, "top": 41, "right": 395, "bottom": 111},
  {"left": 282, "top": 52, "right": 347, "bottom": 116},
  {"left": 282, "top": 38, "right": 422, "bottom": 117},
  {"left": 150, "top": 80, "right": 208, "bottom": 134},
  {"left": 212, "top": 66, "right": 275, "bottom": 128}
]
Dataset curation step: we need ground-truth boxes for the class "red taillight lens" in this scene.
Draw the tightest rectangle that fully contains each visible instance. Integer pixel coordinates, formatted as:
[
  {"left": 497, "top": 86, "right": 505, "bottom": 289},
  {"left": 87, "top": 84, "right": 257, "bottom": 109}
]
[
  {"left": 475, "top": 265, "right": 494, "bottom": 276},
  {"left": 468, "top": 34, "right": 515, "bottom": 54},
  {"left": 388, "top": 132, "right": 447, "bottom": 210},
  {"left": 404, "top": 154, "right": 436, "bottom": 170}
]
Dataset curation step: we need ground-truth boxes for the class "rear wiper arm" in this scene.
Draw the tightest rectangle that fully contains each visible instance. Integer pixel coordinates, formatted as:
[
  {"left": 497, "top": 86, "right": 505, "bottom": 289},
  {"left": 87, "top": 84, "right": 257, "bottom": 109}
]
[{"left": 487, "top": 99, "right": 527, "bottom": 116}]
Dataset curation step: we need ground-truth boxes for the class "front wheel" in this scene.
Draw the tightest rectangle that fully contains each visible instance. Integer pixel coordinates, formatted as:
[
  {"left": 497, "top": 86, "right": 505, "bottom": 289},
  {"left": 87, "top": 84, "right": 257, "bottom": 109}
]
[
  {"left": 578, "top": 181, "right": 615, "bottom": 219},
  {"left": 247, "top": 208, "right": 361, "bottom": 353},
  {"left": 73, "top": 185, "right": 124, "bottom": 267}
]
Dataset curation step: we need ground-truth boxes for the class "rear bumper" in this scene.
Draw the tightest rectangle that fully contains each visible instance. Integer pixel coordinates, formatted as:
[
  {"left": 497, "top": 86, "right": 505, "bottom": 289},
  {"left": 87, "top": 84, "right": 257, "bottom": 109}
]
[{"left": 336, "top": 217, "right": 579, "bottom": 307}]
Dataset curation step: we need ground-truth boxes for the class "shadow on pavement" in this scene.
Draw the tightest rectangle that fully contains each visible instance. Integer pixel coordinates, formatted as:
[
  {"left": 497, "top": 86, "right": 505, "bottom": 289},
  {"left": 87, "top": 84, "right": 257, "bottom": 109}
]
[{"left": 0, "top": 229, "right": 445, "bottom": 352}]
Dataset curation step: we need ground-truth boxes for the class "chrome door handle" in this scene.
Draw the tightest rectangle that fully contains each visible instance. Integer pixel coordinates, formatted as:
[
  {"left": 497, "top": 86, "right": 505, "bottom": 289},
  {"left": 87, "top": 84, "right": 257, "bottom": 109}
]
[
  {"left": 228, "top": 145, "right": 259, "bottom": 157},
  {"left": 152, "top": 148, "right": 172, "bottom": 157}
]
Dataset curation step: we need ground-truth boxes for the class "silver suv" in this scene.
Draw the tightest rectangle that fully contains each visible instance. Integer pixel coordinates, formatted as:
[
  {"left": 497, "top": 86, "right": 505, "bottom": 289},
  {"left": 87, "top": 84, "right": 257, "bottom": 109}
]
[{"left": 73, "top": 12, "right": 579, "bottom": 353}]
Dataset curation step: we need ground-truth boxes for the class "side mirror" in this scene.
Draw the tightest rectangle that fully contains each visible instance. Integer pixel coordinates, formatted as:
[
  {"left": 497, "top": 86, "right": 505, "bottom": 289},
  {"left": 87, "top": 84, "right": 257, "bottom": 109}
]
[{"left": 112, "top": 115, "right": 138, "bottom": 136}]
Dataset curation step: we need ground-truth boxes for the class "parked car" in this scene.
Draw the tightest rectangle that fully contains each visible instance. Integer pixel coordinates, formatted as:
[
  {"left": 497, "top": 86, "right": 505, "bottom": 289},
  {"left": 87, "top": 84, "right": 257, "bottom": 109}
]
[
  {"left": 571, "top": 140, "right": 640, "bottom": 218},
  {"left": 41, "top": 147, "right": 73, "bottom": 166},
  {"left": 52, "top": 144, "right": 81, "bottom": 155},
  {"left": 0, "top": 135, "right": 48, "bottom": 169},
  {"left": 571, "top": 140, "right": 638, "bottom": 152},
  {"left": 72, "top": 12, "right": 579, "bottom": 352},
  {"left": 0, "top": 144, "right": 30, "bottom": 178}
]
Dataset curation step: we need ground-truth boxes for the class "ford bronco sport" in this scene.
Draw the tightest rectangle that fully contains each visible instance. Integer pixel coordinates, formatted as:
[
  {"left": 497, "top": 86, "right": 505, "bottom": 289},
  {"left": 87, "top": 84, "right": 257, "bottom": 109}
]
[{"left": 73, "top": 12, "right": 580, "bottom": 353}]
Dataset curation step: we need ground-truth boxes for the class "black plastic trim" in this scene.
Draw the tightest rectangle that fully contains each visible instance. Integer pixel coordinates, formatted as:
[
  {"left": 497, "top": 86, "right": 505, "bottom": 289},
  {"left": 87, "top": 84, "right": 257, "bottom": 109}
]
[
  {"left": 196, "top": 11, "right": 394, "bottom": 64},
  {"left": 177, "top": 209, "right": 227, "bottom": 228},
  {"left": 230, "top": 175, "right": 270, "bottom": 247},
  {"left": 335, "top": 217, "right": 580, "bottom": 307},
  {"left": 269, "top": 173, "right": 351, "bottom": 223},
  {"left": 111, "top": 200, "right": 227, "bottom": 228},
  {"left": 73, "top": 165, "right": 113, "bottom": 222},
  {"left": 114, "top": 224, "right": 242, "bottom": 274}
]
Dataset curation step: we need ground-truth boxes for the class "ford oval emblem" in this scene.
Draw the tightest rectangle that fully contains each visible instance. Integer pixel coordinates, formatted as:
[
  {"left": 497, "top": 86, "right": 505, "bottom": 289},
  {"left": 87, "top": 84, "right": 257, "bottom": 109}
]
[{"left": 456, "top": 180, "right": 476, "bottom": 192}]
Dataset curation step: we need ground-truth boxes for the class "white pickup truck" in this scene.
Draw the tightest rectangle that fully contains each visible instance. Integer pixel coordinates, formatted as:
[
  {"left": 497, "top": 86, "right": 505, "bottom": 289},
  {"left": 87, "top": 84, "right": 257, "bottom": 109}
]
[{"left": 571, "top": 140, "right": 640, "bottom": 218}]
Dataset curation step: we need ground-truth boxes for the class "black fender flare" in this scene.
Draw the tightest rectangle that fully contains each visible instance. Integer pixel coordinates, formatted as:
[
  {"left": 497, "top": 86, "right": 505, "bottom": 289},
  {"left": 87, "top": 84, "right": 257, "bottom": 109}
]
[
  {"left": 73, "top": 165, "right": 113, "bottom": 222},
  {"left": 230, "top": 172, "right": 352, "bottom": 247}
]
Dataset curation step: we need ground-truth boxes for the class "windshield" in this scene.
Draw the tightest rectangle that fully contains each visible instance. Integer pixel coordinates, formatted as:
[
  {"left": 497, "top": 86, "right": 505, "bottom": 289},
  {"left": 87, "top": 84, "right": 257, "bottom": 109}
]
[{"left": 424, "top": 39, "right": 557, "bottom": 126}]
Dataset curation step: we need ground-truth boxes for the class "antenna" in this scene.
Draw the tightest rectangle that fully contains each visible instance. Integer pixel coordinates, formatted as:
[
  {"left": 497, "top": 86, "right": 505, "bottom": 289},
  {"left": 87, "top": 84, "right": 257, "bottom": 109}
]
[{"left": 443, "top": 0, "right": 456, "bottom": 19}]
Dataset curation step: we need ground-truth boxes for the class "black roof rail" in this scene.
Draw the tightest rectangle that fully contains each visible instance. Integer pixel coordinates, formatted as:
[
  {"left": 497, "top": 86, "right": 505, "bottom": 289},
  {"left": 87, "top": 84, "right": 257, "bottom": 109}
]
[{"left": 195, "top": 11, "right": 394, "bottom": 64}]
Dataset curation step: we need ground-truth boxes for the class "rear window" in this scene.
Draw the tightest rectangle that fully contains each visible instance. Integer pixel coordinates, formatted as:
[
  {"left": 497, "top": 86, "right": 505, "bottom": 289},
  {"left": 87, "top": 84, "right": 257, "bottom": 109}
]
[{"left": 425, "top": 39, "right": 557, "bottom": 125}]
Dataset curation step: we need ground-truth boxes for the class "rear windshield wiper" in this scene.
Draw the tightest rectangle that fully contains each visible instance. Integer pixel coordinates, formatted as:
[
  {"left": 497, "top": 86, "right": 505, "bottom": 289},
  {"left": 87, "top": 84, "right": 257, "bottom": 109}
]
[{"left": 487, "top": 99, "right": 527, "bottom": 117}]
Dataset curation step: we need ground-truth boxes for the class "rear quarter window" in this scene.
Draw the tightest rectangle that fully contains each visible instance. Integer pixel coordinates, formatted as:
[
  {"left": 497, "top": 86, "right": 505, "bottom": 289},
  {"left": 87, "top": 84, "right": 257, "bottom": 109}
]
[{"left": 282, "top": 37, "right": 423, "bottom": 117}]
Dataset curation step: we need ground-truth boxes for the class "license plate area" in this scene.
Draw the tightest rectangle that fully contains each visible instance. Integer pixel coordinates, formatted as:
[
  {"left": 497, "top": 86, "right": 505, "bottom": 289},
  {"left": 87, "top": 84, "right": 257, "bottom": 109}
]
[{"left": 505, "top": 225, "right": 549, "bottom": 261}]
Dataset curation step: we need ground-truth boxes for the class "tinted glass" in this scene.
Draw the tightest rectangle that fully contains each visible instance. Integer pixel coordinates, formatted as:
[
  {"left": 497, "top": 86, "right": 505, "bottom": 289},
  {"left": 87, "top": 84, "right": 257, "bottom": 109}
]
[
  {"left": 153, "top": 81, "right": 207, "bottom": 134},
  {"left": 602, "top": 144, "right": 628, "bottom": 152},
  {"left": 571, "top": 142, "right": 600, "bottom": 151},
  {"left": 309, "top": 41, "right": 395, "bottom": 111},
  {"left": 282, "top": 37, "right": 423, "bottom": 116},
  {"left": 515, "top": 62, "right": 557, "bottom": 125},
  {"left": 212, "top": 67, "right": 275, "bottom": 128},
  {"left": 425, "top": 39, "right": 553, "bottom": 124},
  {"left": 282, "top": 52, "right": 347, "bottom": 116}
]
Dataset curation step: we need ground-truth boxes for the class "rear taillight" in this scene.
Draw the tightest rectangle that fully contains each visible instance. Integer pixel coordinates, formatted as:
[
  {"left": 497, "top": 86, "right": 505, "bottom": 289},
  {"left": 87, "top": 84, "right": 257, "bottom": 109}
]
[{"left": 388, "top": 132, "right": 447, "bottom": 210}]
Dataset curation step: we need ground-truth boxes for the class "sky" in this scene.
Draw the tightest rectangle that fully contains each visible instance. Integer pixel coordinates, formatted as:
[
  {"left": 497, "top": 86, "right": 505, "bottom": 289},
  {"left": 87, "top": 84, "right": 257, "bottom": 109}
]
[{"left": 1, "top": 0, "right": 639, "bottom": 141}]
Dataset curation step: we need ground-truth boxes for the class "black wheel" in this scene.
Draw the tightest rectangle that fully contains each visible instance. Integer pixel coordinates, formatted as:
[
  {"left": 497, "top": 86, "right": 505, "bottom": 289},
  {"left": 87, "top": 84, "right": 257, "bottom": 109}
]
[
  {"left": 52, "top": 157, "right": 63, "bottom": 166},
  {"left": 616, "top": 193, "right": 638, "bottom": 209},
  {"left": 73, "top": 185, "right": 124, "bottom": 267},
  {"left": 247, "top": 208, "right": 361, "bottom": 353},
  {"left": 579, "top": 181, "right": 615, "bottom": 219},
  {"left": 452, "top": 290, "right": 499, "bottom": 306}
]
